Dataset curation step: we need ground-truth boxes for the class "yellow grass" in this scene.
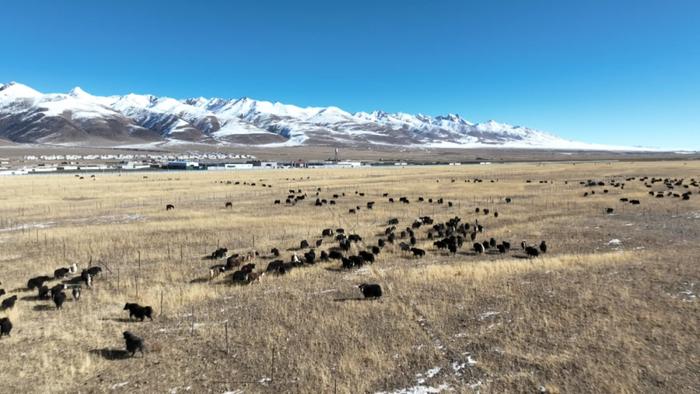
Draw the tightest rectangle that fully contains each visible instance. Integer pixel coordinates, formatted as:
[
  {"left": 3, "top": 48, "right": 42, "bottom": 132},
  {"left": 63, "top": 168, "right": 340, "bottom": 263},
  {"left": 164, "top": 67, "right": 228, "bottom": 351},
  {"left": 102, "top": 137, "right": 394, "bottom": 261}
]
[{"left": 0, "top": 160, "right": 698, "bottom": 393}]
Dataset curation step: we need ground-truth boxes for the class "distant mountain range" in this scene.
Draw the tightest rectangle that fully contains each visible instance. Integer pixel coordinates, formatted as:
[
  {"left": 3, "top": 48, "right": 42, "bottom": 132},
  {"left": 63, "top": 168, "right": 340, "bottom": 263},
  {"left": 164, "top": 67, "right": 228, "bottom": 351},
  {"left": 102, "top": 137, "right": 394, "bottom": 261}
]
[{"left": 0, "top": 81, "right": 632, "bottom": 150}]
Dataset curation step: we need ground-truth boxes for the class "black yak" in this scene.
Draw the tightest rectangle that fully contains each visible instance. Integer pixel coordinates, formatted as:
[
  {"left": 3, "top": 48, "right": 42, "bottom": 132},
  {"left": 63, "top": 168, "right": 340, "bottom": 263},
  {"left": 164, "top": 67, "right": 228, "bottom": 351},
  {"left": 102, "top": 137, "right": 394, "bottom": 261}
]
[
  {"left": 124, "top": 303, "right": 153, "bottom": 321},
  {"left": 525, "top": 246, "right": 540, "bottom": 257},
  {"left": 411, "top": 247, "right": 426, "bottom": 258},
  {"left": 328, "top": 251, "right": 344, "bottom": 260},
  {"left": 123, "top": 331, "right": 145, "bottom": 357},
  {"left": 358, "top": 251, "right": 375, "bottom": 263},
  {"left": 1, "top": 295, "right": 18, "bottom": 310},
  {"left": 54, "top": 267, "right": 70, "bottom": 279},
  {"left": 358, "top": 283, "right": 382, "bottom": 298},
  {"left": 53, "top": 291, "right": 67, "bottom": 310},
  {"left": 0, "top": 317, "right": 12, "bottom": 337},
  {"left": 27, "top": 275, "right": 51, "bottom": 290},
  {"left": 38, "top": 285, "right": 51, "bottom": 300}
]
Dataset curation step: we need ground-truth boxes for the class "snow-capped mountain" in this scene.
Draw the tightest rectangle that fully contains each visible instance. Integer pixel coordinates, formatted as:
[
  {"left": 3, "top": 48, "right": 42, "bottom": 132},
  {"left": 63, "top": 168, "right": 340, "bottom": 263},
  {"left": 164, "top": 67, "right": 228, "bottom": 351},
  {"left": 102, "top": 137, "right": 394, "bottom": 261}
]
[{"left": 0, "top": 81, "right": 612, "bottom": 149}]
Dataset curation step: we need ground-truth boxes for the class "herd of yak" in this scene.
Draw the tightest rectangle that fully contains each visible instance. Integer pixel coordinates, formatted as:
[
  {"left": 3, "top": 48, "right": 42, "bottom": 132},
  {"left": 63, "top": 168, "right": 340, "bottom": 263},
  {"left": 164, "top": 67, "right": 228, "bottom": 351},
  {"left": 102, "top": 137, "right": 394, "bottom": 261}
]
[{"left": 0, "top": 173, "right": 696, "bottom": 358}]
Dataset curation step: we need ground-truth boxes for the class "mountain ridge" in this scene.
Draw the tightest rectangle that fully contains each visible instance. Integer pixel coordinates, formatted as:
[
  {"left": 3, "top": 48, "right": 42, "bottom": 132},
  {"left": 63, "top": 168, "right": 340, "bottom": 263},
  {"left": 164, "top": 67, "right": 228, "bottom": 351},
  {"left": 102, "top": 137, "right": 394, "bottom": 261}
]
[{"left": 0, "top": 82, "right": 640, "bottom": 150}]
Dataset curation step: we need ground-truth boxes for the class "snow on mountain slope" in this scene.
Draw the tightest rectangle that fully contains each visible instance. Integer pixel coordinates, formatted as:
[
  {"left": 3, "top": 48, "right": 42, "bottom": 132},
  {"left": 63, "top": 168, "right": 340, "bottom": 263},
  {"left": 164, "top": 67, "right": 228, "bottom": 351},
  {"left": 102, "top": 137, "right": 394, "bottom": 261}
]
[{"left": 0, "top": 81, "right": 648, "bottom": 150}]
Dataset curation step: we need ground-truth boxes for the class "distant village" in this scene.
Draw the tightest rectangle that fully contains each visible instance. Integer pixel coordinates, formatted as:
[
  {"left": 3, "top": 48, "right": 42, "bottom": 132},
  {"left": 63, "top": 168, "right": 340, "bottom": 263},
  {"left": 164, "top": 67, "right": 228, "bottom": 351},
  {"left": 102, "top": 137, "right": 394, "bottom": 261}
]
[{"left": 0, "top": 152, "right": 393, "bottom": 175}]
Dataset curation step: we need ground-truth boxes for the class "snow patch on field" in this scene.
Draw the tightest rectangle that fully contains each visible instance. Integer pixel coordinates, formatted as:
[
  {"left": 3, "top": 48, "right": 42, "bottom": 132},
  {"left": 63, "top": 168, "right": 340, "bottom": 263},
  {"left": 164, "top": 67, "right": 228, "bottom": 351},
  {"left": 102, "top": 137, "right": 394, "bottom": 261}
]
[
  {"left": 478, "top": 311, "right": 500, "bottom": 320},
  {"left": 376, "top": 384, "right": 450, "bottom": 394},
  {"left": 0, "top": 214, "right": 144, "bottom": 232},
  {"left": 376, "top": 367, "right": 450, "bottom": 394},
  {"left": 110, "top": 381, "right": 129, "bottom": 389}
]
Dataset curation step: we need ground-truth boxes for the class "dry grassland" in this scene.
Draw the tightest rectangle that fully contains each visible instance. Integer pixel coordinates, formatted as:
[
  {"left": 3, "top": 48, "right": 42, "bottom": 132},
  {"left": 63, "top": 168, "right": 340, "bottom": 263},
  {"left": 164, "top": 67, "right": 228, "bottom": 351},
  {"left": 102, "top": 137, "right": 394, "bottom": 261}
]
[{"left": 0, "top": 161, "right": 698, "bottom": 393}]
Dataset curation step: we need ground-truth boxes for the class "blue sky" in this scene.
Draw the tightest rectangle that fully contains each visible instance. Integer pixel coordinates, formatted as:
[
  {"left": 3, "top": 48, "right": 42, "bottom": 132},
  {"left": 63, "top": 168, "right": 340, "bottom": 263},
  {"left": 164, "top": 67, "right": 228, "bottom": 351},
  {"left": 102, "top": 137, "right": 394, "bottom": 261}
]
[{"left": 1, "top": 0, "right": 698, "bottom": 149}]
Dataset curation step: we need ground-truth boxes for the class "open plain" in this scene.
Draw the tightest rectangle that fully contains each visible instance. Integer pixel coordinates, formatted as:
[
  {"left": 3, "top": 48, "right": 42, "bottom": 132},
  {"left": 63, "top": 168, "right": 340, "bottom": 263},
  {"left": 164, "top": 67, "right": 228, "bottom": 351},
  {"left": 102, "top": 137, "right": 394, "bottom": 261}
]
[{"left": 0, "top": 161, "right": 698, "bottom": 393}]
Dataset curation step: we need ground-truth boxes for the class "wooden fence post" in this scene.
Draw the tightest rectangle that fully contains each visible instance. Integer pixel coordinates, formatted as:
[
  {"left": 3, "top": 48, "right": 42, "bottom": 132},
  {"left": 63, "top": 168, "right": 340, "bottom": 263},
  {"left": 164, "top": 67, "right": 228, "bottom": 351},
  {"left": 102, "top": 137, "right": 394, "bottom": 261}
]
[
  {"left": 191, "top": 306, "right": 195, "bottom": 336},
  {"left": 270, "top": 345, "right": 276, "bottom": 382},
  {"left": 225, "top": 321, "right": 229, "bottom": 354}
]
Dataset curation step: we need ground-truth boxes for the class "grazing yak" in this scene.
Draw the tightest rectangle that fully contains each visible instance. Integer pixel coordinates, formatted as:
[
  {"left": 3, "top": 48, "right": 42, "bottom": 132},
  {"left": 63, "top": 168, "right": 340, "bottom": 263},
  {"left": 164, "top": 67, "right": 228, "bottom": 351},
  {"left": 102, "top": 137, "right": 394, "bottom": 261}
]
[
  {"left": 0, "top": 317, "right": 12, "bottom": 337},
  {"left": 209, "top": 248, "right": 228, "bottom": 260},
  {"left": 81, "top": 270, "right": 93, "bottom": 288},
  {"left": 86, "top": 266, "right": 103, "bottom": 277},
  {"left": 473, "top": 243, "right": 485, "bottom": 254},
  {"left": 123, "top": 331, "right": 145, "bottom": 357},
  {"left": 54, "top": 267, "right": 70, "bottom": 279},
  {"left": 231, "top": 270, "right": 249, "bottom": 283},
  {"left": 328, "top": 251, "right": 344, "bottom": 260},
  {"left": 71, "top": 286, "right": 81, "bottom": 301},
  {"left": 166, "top": 204, "right": 175, "bottom": 211},
  {"left": 225, "top": 202, "right": 233, "bottom": 209},
  {"left": 539, "top": 241, "right": 548, "bottom": 253},
  {"left": 525, "top": 246, "right": 540, "bottom": 257},
  {"left": 38, "top": 285, "right": 51, "bottom": 300},
  {"left": 124, "top": 303, "right": 154, "bottom": 321},
  {"left": 411, "top": 247, "right": 426, "bottom": 258},
  {"left": 50, "top": 284, "right": 66, "bottom": 297},
  {"left": 53, "top": 291, "right": 67, "bottom": 310},
  {"left": 266, "top": 260, "right": 287, "bottom": 275},
  {"left": 358, "top": 283, "right": 383, "bottom": 299},
  {"left": 209, "top": 264, "right": 226, "bottom": 279},
  {"left": 358, "top": 250, "right": 375, "bottom": 263},
  {"left": 1, "top": 295, "right": 18, "bottom": 310},
  {"left": 304, "top": 250, "right": 316, "bottom": 264},
  {"left": 27, "top": 275, "right": 52, "bottom": 290}
]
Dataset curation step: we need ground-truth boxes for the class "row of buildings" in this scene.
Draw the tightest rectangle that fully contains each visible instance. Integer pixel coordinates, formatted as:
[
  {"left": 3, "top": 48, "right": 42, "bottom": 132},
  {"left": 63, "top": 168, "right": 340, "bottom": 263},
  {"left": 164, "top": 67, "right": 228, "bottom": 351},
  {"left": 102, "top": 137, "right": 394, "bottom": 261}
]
[{"left": 0, "top": 159, "right": 367, "bottom": 175}]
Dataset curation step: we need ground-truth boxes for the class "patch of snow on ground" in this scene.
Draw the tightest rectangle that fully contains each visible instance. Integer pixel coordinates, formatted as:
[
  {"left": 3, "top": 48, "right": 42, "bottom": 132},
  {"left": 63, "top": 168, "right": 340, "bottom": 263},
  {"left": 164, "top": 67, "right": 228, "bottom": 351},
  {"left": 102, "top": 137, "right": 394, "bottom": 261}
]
[
  {"left": 422, "top": 367, "right": 441, "bottom": 380},
  {"left": 376, "top": 367, "right": 449, "bottom": 394},
  {"left": 478, "top": 311, "right": 500, "bottom": 320},
  {"left": 376, "top": 384, "right": 450, "bottom": 394},
  {"left": 0, "top": 214, "right": 144, "bottom": 233},
  {"left": 0, "top": 222, "right": 55, "bottom": 232},
  {"left": 110, "top": 382, "right": 129, "bottom": 389},
  {"left": 608, "top": 239, "right": 622, "bottom": 246}
]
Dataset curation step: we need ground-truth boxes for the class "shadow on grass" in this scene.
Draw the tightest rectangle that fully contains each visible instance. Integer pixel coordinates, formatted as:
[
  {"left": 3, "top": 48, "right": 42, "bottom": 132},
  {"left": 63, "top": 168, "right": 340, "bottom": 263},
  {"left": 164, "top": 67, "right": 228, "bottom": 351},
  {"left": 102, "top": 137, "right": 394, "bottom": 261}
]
[
  {"left": 32, "top": 304, "right": 56, "bottom": 311},
  {"left": 89, "top": 348, "right": 133, "bottom": 360},
  {"left": 189, "top": 277, "right": 210, "bottom": 284},
  {"left": 332, "top": 297, "right": 372, "bottom": 302},
  {"left": 99, "top": 317, "right": 142, "bottom": 323}
]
